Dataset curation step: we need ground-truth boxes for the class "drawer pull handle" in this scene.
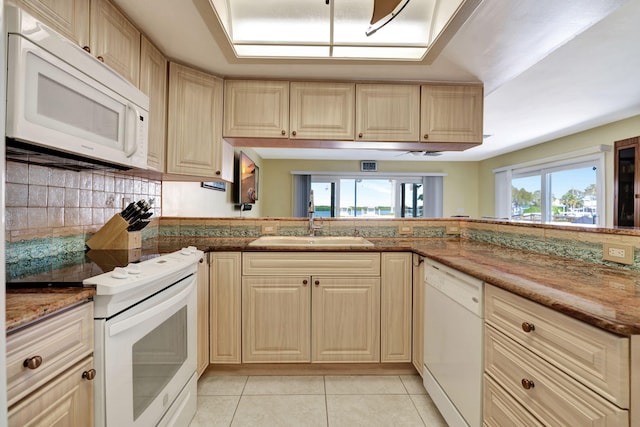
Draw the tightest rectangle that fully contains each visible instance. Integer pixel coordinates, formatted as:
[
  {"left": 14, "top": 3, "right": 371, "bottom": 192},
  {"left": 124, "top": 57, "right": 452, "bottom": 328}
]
[
  {"left": 83, "top": 369, "right": 97, "bottom": 381},
  {"left": 23, "top": 356, "right": 43, "bottom": 370},
  {"left": 521, "top": 322, "right": 535, "bottom": 333},
  {"left": 521, "top": 378, "right": 535, "bottom": 389}
]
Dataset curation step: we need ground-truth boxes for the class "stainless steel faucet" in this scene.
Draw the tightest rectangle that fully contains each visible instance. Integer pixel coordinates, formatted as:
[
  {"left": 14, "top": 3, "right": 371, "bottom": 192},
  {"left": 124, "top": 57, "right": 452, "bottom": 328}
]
[{"left": 308, "top": 190, "right": 321, "bottom": 236}]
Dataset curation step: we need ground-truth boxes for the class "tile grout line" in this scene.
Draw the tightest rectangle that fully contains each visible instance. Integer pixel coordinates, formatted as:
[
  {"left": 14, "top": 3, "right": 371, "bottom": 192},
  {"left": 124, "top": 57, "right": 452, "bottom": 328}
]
[
  {"left": 227, "top": 376, "right": 250, "bottom": 427},
  {"left": 323, "top": 375, "right": 330, "bottom": 427}
]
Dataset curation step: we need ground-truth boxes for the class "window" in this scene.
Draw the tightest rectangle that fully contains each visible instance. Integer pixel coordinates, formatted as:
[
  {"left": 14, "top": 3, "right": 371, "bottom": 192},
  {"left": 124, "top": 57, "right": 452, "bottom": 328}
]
[
  {"left": 495, "top": 149, "right": 606, "bottom": 226},
  {"left": 298, "top": 173, "right": 443, "bottom": 219}
]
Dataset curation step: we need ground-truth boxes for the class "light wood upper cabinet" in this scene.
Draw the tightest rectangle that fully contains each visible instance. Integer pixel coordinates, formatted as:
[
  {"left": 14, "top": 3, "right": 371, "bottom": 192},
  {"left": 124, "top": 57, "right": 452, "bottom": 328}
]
[
  {"left": 224, "top": 80, "right": 290, "bottom": 138},
  {"left": 381, "top": 252, "right": 412, "bottom": 363},
  {"left": 290, "top": 82, "right": 355, "bottom": 140},
  {"left": 210, "top": 252, "right": 242, "bottom": 364},
  {"left": 421, "top": 84, "right": 483, "bottom": 143},
  {"left": 167, "top": 62, "right": 233, "bottom": 181},
  {"left": 242, "top": 276, "right": 311, "bottom": 363},
  {"left": 356, "top": 84, "right": 420, "bottom": 142},
  {"left": 139, "top": 35, "right": 167, "bottom": 172},
  {"left": 312, "top": 277, "right": 380, "bottom": 363},
  {"left": 8, "top": 0, "right": 90, "bottom": 46},
  {"left": 90, "top": 0, "right": 140, "bottom": 85}
]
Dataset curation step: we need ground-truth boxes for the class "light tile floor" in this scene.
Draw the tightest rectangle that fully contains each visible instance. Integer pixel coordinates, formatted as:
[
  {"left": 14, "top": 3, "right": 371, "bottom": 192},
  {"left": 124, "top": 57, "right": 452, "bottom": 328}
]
[{"left": 189, "top": 374, "right": 448, "bottom": 427}]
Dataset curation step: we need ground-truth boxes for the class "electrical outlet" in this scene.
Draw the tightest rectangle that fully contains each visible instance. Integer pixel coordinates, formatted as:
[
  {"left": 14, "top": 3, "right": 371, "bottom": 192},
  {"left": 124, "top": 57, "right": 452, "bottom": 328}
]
[
  {"left": 446, "top": 225, "right": 461, "bottom": 235},
  {"left": 398, "top": 225, "right": 413, "bottom": 235},
  {"left": 261, "top": 223, "right": 278, "bottom": 234},
  {"left": 602, "top": 243, "right": 634, "bottom": 265}
]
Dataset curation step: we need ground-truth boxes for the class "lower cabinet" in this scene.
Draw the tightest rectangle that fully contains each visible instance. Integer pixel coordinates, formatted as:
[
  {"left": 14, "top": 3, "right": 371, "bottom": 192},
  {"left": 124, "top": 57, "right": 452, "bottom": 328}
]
[
  {"left": 312, "top": 276, "right": 380, "bottom": 362},
  {"left": 8, "top": 357, "right": 95, "bottom": 427},
  {"left": 209, "top": 252, "right": 242, "bottom": 364},
  {"left": 6, "top": 302, "right": 95, "bottom": 427},
  {"left": 196, "top": 253, "right": 210, "bottom": 376},
  {"left": 242, "top": 276, "right": 311, "bottom": 362},
  {"left": 411, "top": 253, "right": 425, "bottom": 375},
  {"left": 210, "top": 251, "right": 413, "bottom": 365},
  {"left": 484, "top": 284, "right": 629, "bottom": 426}
]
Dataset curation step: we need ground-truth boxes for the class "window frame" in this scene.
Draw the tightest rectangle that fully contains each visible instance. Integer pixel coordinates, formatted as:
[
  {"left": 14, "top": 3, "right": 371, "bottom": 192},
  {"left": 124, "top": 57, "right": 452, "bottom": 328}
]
[
  {"left": 495, "top": 149, "right": 607, "bottom": 226},
  {"left": 300, "top": 171, "right": 445, "bottom": 219}
]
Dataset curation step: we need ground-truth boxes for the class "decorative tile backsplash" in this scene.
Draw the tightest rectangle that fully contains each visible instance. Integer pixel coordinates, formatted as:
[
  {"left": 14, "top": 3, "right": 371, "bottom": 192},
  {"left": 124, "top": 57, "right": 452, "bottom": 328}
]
[{"left": 4, "top": 160, "right": 161, "bottom": 244}]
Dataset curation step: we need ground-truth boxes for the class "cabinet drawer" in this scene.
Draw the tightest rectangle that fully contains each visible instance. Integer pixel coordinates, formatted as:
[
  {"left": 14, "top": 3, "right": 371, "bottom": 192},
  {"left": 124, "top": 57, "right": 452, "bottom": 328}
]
[
  {"left": 242, "top": 252, "right": 380, "bottom": 276},
  {"left": 485, "top": 284, "right": 629, "bottom": 408},
  {"left": 485, "top": 326, "right": 628, "bottom": 426},
  {"left": 6, "top": 303, "right": 94, "bottom": 406},
  {"left": 8, "top": 356, "right": 94, "bottom": 427},
  {"left": 483, "top": 374, "right": 543, "bottom": 427}
]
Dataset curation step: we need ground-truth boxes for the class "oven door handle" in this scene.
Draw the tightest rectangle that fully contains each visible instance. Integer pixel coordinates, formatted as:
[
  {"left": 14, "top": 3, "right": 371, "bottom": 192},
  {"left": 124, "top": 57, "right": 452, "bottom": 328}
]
[{"left": 108, "top": 281, "right": 194, "bottom": 337}]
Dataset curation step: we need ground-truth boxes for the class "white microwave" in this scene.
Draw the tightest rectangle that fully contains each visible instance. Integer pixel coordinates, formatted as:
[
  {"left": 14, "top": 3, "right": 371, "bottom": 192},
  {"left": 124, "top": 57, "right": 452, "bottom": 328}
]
[{"left": 5, "top": 6, "right": 149, "bottom": 170}]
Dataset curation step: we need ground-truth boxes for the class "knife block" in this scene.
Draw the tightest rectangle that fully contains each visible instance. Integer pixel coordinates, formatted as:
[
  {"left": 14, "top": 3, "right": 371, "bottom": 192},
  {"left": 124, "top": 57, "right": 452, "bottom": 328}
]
[{"left": 86, "top": 214, "right": 142, "bottom": 250}]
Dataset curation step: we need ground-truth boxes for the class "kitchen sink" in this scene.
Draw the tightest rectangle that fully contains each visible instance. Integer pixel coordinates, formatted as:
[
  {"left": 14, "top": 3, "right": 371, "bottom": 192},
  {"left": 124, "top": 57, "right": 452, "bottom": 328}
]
[{"left": 248, "top": 236, "right": 374, "bottom": 247}]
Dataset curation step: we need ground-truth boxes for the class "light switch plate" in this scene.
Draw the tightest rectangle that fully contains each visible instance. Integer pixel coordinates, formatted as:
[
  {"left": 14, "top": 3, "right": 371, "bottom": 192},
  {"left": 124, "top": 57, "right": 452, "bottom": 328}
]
[{"left": 602, "top": 243, "right": 634, "bottom": 265}]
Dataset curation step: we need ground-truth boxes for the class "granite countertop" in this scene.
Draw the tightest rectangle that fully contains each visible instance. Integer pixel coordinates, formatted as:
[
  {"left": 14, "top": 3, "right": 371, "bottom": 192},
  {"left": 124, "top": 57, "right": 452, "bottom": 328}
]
[
  {"left": 6, "top": 287, "right": 96, "bottom": 333},
  {"left": 6, "top": 237, "right": 640, "bottom": 337},
  {"left": 180, "top": 236, "right": 640, "bottom": 337}
]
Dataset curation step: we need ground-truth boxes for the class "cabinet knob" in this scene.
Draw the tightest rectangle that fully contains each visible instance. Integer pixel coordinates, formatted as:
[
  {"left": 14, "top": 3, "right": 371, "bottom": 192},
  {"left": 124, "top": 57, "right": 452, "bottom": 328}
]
[
  {"left": 199, "top": 257, "right": 204, "bottom": 263},
  {"left": 23, "top": 356, "right": 43, "bottom": 370},
  {"left": 521, "top": 378, "right": 535, "bottom": 390},
  {"left": 521, "top": 322, "right": 535, "bottom": 333},
  {"left": 82, "top": 369, "right": 97, "bottom": 381},
  {"left": 314, "top": 280, "right": 320, "bottom": 286},
  {"left": 97, "top": 56, "right": 104, "bottom": 63},
  {"left": 215, "top": 170, "right": 221, "bottom": 175},
  {"left": 423, "top": 134, "right": 429, "bottom": 140},
  {"left": 292, "top": 131, "right": 297, "bottom": 136},
  {"left": 302, "top": 279, "right": 308, "bottom": 285},
  {"left": 82, "top": 46, "right": 91, "bottom": 53},
  {"left": 281, "top": 130, "right": 286, "bottom": 136},
  {"left": 635, "top": 194, "right": 640, "bottom": 199},
  {"left": 358, "top": 133, "right": 363, "bottom": 138}
]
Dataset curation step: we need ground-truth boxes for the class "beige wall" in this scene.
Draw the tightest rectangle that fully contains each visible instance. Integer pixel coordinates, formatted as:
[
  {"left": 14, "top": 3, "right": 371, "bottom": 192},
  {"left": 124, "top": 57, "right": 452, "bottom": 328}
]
[
  {"left": 161, "top": 148, "right": 263, "bottom": 218},
  {"left": 478, "top": 115, "right": 640, "bottom": 226},
  {"left": 260, "top": 159, "right": 480, "bottom": 218}
]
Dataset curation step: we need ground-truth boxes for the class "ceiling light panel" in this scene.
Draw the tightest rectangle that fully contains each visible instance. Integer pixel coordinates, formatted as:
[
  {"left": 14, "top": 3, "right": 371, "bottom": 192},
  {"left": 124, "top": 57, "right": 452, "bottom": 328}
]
[{"left": 210, "top": 0, "right": 467, "bottom": 60}]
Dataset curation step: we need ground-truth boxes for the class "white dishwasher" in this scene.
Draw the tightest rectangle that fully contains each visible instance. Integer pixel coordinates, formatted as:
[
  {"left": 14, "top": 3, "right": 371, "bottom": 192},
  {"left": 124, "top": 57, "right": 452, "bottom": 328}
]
[{"left": 423, "top": 259, "right": 484, "bottom": 427}]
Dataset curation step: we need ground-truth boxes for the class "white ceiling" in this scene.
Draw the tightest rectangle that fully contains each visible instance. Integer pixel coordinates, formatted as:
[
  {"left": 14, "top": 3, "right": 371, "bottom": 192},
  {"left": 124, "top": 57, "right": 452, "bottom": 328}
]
[{"left": 114, "top": 0, "right": 640, "bottom": 162}]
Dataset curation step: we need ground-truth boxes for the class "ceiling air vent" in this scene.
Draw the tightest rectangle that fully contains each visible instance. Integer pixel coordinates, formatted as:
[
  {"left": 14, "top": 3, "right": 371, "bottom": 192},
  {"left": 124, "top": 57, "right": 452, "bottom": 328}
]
[{"left": 361, "top": 160, "right": 377, "bottom": 172}]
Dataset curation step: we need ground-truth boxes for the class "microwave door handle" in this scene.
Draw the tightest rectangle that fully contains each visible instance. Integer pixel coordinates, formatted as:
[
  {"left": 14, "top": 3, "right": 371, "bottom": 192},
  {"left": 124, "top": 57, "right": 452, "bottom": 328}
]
[
  {"left": 108, "top": 280, "right": 194, "bottom": 337},
  {"left": 124, "top": 103, "right": 139, "bottom": 158}
]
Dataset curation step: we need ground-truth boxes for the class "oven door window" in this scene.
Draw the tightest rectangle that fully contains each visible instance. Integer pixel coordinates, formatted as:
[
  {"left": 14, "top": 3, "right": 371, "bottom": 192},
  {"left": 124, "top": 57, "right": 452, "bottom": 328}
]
[{"left": 132, "top": 306, "right": 187, "bottom": 420}]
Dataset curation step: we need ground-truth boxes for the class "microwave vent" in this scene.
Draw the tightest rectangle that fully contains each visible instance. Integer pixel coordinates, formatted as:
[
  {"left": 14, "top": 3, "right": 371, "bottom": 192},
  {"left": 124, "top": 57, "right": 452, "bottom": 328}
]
[{"left": 361, "top": 160, "right": 377, "bottom": 172}]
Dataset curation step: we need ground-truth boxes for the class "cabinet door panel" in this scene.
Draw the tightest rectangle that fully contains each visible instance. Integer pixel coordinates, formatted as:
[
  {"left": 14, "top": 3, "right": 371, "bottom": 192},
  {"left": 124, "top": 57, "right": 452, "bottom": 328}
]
[
  {"left": 8, "top": 357, "right": 94, "bottom": 427},
  {"left": 485, "top": 326, "right": 628, "bottom": 426},
  {"left": 139, "top": 35, "right": 167, "bottom": 172},
  {"left": 90, "top": 0, "right": 140, "bottom": 85},
  {"left": 381, "top": 252, "right": 412, "bottom": 362},
  {"left": 485, "top": 284, "right": 629, "bottom": 408},
  {"left": 290, "top": 82, "right": 355, "bottom": 140},
  {"left": 356, "top": 84, "right": 420, "bottom": 141},
  {"left": 10, "top": 0, "right": 89, "bottom": 46},
  {"left": 223, "top": 80, "right": 289, "bottom": 138},
  {"left": 167, "top": 62, "right": 225, "bottom": 178},
  {"left": 210, "top": 252, "right": 242, "bottom": 364},
  {"left": 421, "top": 85, "right": 483, "bottom": 143},
  {"left": 312, "top": 277, "right": 380, "bottom": 362},
  {"left": 242, "top": 276, "right": 311, "bottom": 362}
]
